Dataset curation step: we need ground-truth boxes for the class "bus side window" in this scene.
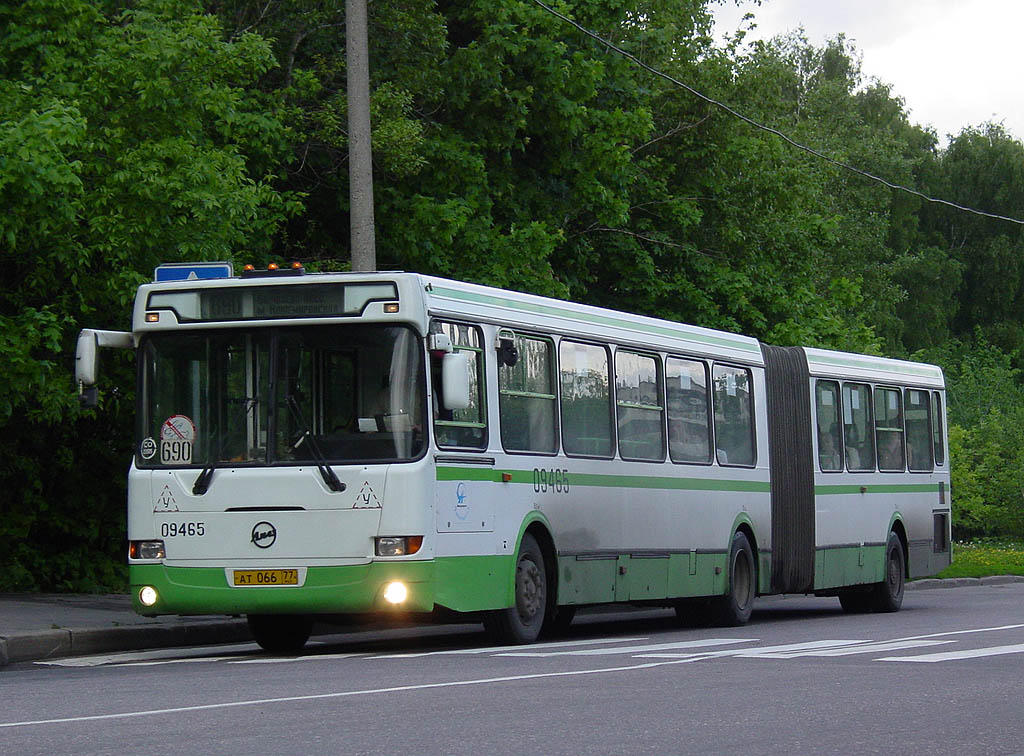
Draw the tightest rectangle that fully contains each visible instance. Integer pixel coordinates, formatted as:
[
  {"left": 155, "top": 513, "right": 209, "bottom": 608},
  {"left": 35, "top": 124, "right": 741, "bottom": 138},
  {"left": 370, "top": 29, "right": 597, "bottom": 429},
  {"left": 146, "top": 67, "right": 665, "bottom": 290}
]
[
  {"left": 905, "top": 388, "right": 933, "bottom": 471},
  {"left": 498, "top": 335, "right": 558, "bottom": 454},
  {"left": 615, "top": 350, "right": 665, "bottom": 462},
  {"left": 874, "top": 386, "right": 905, "bottom": 472},
  {"left": 815, "top": 380, "right": 843, "bottom": 472},
  {"left": 666, "top": 357, "right": 711, "bottom": 464},
  {"left": 712, "top": 365, "right": 754, "bottom": 467},
  {"left": 432, "top": 322, "right": 487, "bottom": 450},
  {"left": 559, "top": 340, "right": 614, "bottom": 457},
  {"left": 932, "top": 391, "right": 945, "bottom": 465},
  {"left": 842, "top": 382, "right": 874, "bottom": 471}
]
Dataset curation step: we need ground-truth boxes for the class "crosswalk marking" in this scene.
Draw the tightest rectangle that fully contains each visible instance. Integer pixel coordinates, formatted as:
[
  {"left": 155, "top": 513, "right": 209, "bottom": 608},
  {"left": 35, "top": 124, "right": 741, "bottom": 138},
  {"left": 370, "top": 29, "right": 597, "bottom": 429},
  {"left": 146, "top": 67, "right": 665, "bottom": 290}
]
[
  {"left": 739, "top": 639, "right": 954, "bottom": 658},
  {"left": 888, "top": 623, "right": 1024, "bottom": 642},
  {"left": 31, "top": 623, "right": 1024, "bottom": 668},
  {"left": 373, "top": 636, "right": 649, "bottom": 659},
  {"left": 496, "top": 638, "right": 755, "bottom": 657},
  {"left": 878, "top": 642, "right": 1024, "bottom": 663},
  {"left": 637, "top": 639, "right": 870, "bottom": 661}
]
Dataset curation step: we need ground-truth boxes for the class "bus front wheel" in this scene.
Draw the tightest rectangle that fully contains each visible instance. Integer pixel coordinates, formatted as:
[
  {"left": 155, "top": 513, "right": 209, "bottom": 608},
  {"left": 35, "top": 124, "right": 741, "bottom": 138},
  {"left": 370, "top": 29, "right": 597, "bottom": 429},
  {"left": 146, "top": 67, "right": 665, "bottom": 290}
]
[
  {"left": 483, "top": 533, "right": 547, "bottom": 644},
  {"left": 247, "top": 614, "right": 314, "bottom": 653}
]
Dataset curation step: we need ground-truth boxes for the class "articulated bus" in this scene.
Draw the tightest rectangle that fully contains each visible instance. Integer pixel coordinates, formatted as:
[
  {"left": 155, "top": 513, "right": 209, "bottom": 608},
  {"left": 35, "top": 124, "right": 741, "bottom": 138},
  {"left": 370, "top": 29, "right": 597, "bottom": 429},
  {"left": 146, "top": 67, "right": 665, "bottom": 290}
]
[{"left": 75, "top": 263, "right": 952, "bottom": 651}]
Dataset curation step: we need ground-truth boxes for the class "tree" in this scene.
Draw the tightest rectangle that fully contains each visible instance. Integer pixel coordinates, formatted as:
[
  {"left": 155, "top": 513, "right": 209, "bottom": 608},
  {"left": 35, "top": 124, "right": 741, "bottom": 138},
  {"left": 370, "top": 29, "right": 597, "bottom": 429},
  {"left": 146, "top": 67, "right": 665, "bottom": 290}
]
[{"left": 0, "top": 0, "right": 296, "bottom": 589}]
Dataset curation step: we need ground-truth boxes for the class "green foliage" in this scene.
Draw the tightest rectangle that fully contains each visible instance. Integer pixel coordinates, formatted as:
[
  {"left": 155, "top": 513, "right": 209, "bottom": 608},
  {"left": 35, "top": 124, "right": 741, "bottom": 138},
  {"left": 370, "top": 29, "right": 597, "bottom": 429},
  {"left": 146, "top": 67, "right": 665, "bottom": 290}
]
[
  {"left": 7, "top": 0, "right": 1024, "bottom": 589},
  {"left": 0, "top": 0, "right": 296, "bottom": 591},
  {"left": 919, "top": 337, "right": 1024, "bottom": 540},
  {"left": 948, "top": 416, "right": 1024, "bottom": 540},
  {"left": 936, "top": 540, "right": 1024, "bottom": 579}
]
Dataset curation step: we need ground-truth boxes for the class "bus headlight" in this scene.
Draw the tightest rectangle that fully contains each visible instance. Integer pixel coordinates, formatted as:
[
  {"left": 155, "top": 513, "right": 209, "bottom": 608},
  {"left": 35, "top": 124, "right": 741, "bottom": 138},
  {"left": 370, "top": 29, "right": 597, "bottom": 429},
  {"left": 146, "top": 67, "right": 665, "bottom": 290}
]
[
  {"left": 139, "top": 586, "right": 159, "bottom": 607},
  {"left": 383, "top": 581, "right": 408, "bottom": 605},
  {"left": 129, "top": 540, "right": 166, "bottom": 560},
  {"left": 375, "top": 536, "right": 423, "bottom": 557}
]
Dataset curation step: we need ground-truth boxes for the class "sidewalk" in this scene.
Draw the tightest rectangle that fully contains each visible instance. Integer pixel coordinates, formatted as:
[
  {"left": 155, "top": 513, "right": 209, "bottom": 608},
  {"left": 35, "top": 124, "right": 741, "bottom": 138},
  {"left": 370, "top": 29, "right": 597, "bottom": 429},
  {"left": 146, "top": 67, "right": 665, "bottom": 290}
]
[
  {"left": 0, "top": 593, "right": 250, "bottom": 667},
  {"left": 3, "top": 576, "right": 1023, "bottom": 667}
]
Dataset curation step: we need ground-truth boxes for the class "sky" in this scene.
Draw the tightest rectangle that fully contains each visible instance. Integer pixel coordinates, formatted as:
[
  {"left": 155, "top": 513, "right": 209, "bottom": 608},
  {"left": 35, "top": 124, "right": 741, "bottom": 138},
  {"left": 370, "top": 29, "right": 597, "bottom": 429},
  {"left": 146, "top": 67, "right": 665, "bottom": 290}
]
[{"left": 710, "top": 0, "right": 1024, "bottom": 143}]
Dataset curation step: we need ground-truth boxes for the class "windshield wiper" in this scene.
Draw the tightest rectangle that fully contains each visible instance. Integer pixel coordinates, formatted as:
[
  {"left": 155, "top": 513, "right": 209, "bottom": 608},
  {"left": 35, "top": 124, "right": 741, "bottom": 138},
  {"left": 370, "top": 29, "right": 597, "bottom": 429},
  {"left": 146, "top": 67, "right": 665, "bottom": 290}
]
[
  {"left": 192, "top": 463, "right": 216, "bottom": 496},
  {"left": 193, "top": 397, "right": 258, "bottom": 496},
  {"left": 285, "top": 394, "right": 345, "bottom": 493}
]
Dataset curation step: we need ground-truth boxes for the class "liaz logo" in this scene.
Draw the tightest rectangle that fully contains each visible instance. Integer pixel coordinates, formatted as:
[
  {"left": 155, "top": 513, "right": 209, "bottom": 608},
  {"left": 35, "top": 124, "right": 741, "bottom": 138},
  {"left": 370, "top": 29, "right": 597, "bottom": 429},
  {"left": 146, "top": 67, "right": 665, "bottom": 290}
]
[{"left": 251, "top": 521, "right": 277, "bottom": 549}]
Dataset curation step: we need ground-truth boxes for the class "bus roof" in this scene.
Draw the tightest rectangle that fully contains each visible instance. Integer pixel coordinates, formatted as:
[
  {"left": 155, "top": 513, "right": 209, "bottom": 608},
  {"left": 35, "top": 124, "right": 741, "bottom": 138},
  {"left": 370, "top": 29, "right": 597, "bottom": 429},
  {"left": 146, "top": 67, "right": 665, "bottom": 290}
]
[
  {"left": 420, "top": 275, "right": 764, "bottom": 364},
  {"left": 804, "top": 346, "right": 944, "bottom": 388},
  {"left": 132, "top": 267, "right": 942, "bottom": 383}
]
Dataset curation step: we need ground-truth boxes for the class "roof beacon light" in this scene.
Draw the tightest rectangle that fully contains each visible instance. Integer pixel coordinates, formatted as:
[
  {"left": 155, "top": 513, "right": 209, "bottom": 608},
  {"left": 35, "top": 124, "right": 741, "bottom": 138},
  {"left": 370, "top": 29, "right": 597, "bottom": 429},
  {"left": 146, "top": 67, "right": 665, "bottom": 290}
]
[{"left": 240, "top": 262, "right": 307, "bottom": 278}]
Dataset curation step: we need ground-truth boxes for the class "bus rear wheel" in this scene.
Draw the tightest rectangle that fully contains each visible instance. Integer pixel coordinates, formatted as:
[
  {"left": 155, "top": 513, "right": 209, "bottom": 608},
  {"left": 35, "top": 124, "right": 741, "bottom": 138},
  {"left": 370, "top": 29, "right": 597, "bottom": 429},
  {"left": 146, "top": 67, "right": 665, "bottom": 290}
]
[
  {"left": 871, "top": 531, "right": 906, "bottom": 612},
  {"left": 838, "top": 532, "right": 906, "bottom": 613},
  {"left": 711, "top": 531, "right": 756, "bottom": 627},
  {"left": 837, "top": 588, "right": 873, "bottom": 613},
  {"left": 247, "top": 614, "right": 313, "bottom": 653},
  {"left": 484, "top": 533, "right": 547, "bottom": 644}
]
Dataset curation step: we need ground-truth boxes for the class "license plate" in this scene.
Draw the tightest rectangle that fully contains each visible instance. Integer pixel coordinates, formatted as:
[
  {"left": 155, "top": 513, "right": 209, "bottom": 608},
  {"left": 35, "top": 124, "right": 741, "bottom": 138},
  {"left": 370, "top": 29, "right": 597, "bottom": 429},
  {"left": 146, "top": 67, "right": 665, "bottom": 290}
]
[{"left": 232, "top": 569, "right": 299, "bottom": 586}]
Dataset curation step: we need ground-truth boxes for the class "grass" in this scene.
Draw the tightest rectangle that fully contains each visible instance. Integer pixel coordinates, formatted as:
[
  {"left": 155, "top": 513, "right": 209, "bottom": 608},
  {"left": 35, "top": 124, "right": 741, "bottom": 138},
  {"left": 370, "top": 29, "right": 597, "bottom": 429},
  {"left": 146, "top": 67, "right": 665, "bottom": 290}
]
[{"left": 935, "top": 539, "right": 1024, "bottom": 579}]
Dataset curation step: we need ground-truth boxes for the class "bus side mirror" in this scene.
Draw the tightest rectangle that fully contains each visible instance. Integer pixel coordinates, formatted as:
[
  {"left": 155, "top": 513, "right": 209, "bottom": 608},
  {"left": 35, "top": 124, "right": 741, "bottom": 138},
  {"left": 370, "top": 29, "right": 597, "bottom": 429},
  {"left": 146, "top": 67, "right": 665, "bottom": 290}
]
[
  {"left": 441, "top": 351, "right": 471, "bottom": 411},
  {"left": 75, "top": 329, "right": 133, "bottom": 407},
  {"left": 76, "top": 330, "right": 99, "bottom": 386}
]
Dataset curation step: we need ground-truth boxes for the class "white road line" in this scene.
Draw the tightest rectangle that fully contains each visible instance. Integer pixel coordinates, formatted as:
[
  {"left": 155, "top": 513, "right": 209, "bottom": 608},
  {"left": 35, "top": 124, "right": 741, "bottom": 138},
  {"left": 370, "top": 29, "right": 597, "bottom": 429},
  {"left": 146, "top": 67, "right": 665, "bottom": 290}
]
[
  {"left": 878, "top": 642, "right": 1024, "bottom": 663},
  {"left": 890, "top": 623, "right": 1024, "bottom": 642},
  {"left": 747, "top": 639, "right": 953, "bottom": 658},
  {"left": 497, "top": 638, "right": 756, "bottom": 657},
  {"left": 0, "top": 656, "right": 726, "bottom": 731},
  {"left": 34, "top": 643, "right": 258, "bottom": 667},
  {"left": 373, "top": 636, "right": 649, "bottom": 658},
  {"left": 102, "top": 657, "right": 237, "bottom": 668},
  {"left": 230, "top": 653, "right": 364, "bottom": 665},
  {"left": 638, "top": 639, "right": 870, "bottom": 659}
]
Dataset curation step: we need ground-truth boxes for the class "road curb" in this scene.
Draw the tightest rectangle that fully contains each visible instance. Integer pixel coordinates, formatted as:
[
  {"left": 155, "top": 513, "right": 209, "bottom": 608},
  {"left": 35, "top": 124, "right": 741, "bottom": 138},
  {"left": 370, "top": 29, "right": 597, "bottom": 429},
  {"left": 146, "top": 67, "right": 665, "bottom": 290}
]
[
  {"left": 0, "top": 619, "right": 251, "bottom": 667},
  {"left": 907, "top": 575, "right": 1024, "bottom": 590}
]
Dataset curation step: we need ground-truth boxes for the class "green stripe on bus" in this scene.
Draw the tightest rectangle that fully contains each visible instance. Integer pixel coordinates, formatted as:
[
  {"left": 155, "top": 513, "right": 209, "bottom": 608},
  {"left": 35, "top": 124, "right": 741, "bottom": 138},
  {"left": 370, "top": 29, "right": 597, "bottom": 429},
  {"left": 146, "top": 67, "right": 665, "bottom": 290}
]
[
  {"left": 815, "top": 482, "right": 941, "bottom": 495},
  {"left": 436, "top": 466, "right": 770, "bottom": 493},
  {"left": 429, "top": 285, "right": 762, "bottom": 355}
]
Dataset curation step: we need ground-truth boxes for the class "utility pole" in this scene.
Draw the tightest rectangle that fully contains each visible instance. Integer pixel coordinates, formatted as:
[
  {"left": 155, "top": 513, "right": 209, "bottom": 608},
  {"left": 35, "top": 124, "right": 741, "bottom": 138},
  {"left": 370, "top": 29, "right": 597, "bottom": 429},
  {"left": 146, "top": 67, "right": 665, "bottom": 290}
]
[{"left": 346, "top": 0, "right": 376, "bottom": 271}]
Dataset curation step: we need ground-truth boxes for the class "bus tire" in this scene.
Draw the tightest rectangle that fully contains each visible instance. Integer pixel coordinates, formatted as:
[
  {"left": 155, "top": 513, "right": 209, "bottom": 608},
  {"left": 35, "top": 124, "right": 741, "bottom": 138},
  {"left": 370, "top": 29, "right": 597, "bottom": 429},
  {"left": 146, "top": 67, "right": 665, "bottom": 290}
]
[
  {"left": 483, "top": 533, "right": 547, "bottom": 644},
  {"left": 837, "top": 587, "right": 873, "bottom": 613},
  {"left": 247, "top": 614, "right": 314, "bottom": 653},
  {"left": 674, "top": 598, "right": 713, "bottom": 627},
  {"left": 711, "top": 531, "right": 756, "bottom": 627},
  {"left": 870, "top": 531, "right": 906, "bottom": 613},
  {"left": 542, "top": 605, "right": 577, "bottom": 637}
]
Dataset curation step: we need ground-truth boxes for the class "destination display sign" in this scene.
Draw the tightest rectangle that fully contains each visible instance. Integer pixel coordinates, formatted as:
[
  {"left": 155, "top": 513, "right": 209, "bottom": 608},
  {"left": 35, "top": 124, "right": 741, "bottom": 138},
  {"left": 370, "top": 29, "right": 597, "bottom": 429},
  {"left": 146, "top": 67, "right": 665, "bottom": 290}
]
[{"left": 146, "top": 282, "right": 398, "bottom": 322}]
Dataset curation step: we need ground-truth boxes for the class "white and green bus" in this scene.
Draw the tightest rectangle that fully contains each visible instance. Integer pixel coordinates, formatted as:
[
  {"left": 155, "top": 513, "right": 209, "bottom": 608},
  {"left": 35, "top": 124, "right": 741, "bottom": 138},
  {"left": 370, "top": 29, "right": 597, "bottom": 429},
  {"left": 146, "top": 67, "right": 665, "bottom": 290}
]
[{"left": 75, "top": 263, "right": 952, "bottom": 651}]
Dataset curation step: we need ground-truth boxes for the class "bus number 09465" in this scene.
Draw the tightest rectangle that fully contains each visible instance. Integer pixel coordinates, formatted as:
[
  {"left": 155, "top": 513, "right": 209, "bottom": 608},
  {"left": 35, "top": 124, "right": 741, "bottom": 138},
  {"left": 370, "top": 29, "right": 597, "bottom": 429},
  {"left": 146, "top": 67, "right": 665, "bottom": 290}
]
[
  {"left": 533, "top": 468, "right": 569, "bottom": 494},
  {"left": 160, "top": 522, "right": 205, "bottom": 537}
]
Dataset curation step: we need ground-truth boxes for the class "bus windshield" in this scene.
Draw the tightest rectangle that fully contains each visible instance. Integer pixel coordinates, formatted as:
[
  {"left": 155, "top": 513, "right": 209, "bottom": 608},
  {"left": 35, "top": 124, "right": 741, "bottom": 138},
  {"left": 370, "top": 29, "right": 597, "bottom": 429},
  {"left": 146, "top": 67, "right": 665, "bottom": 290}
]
[{"left": 138, "top": 324, "right": 426, "bottom": 467}]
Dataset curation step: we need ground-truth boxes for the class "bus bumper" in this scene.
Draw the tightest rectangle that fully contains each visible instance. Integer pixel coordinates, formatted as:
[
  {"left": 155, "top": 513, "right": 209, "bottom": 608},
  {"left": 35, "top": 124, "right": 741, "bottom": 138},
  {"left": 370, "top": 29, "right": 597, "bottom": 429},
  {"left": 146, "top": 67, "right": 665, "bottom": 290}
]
[{"left": 129, "top": 561, "right": 437, "bottom": 616}]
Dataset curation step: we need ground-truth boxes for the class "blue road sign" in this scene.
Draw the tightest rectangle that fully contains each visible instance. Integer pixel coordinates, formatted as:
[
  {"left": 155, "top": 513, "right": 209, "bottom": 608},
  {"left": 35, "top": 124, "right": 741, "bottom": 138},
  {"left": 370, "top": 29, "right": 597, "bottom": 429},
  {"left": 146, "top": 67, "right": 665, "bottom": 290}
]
[{"left": 154, "top": 262, "right": 234, "bottom": 282}]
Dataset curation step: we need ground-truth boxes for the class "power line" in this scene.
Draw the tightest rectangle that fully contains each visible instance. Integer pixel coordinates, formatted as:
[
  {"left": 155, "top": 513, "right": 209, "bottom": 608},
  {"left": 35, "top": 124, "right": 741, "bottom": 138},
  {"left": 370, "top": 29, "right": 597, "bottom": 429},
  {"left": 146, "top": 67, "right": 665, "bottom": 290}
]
[{"left": 532, "top": 0, "right": 1024, "bottom": 226}]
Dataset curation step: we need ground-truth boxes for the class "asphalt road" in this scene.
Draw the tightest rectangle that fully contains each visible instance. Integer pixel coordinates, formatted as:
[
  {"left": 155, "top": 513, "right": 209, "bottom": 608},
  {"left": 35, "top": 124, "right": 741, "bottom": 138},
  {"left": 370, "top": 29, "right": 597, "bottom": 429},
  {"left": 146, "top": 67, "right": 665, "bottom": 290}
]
[{"left": 3, "top": 584, "right": 1024, "bottom": 756}]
